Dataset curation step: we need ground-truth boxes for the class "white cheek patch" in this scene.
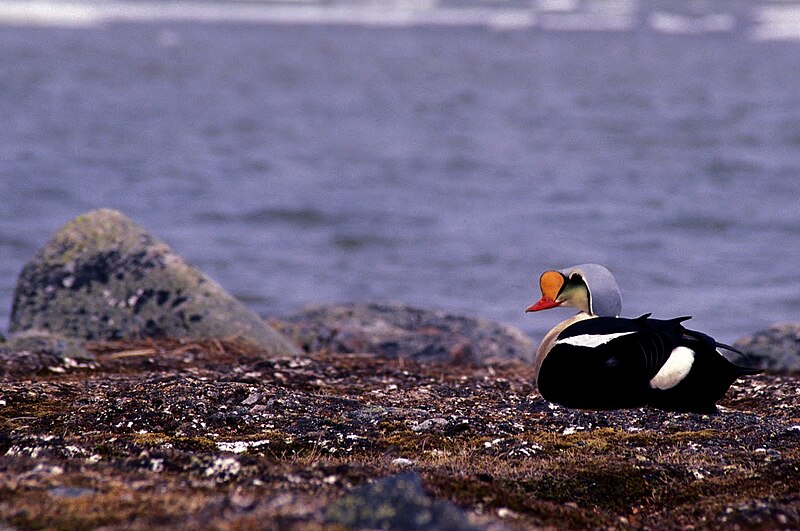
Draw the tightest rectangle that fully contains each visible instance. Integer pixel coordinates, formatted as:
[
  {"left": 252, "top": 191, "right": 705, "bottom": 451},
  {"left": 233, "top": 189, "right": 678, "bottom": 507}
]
[
  {"left": 650, "top": 346, "right": 695, "bottom": 390},
  {"left": 555, "top": 331, "right": 636, "bottom": 348}
]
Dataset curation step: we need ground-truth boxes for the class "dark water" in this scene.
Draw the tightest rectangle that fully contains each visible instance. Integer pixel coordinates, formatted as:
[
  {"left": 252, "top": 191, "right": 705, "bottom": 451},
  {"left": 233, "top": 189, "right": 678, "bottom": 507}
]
[{"left": 2, "top": 1, "right": 800, "bottom": 343}]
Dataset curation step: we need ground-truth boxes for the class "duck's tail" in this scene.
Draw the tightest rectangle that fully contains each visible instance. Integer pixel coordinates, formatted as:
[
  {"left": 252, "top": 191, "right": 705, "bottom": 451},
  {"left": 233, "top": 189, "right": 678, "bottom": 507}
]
[{"left": 715, "top": 342, "right": 762, "bottom": 375}]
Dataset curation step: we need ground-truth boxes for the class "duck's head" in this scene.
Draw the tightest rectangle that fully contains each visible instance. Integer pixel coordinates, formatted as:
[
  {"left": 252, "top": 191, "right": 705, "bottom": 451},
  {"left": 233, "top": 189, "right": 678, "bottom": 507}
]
[{"left": 525, "top": 263, "right": 622, "bottom": 317}]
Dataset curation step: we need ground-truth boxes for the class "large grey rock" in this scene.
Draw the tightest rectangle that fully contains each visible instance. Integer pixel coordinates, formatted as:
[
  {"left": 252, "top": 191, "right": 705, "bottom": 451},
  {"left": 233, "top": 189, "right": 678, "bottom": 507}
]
[
  {"left": 734, "top": 323, "right": 800, "bottom": 373},
  {"left": 273, "top": 302, "right": 535, "bottom": 364},
  {"left": 324, "top": 472, "right": 479, "bottom": 531},
  {"left": 9, "top": 209, "right": 299, "bottom": 356}
]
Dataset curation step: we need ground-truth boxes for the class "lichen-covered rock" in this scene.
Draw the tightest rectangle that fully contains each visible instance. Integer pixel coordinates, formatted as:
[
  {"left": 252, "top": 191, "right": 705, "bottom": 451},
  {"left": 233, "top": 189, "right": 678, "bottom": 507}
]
[
  {"left": 325, "top": 472, "right": 478, "bottom": 531},
  {"left": 273, "top": 303, "right": 535, "bottom": 364},
  {"left": 9, "top": 209, "right": 299, "bottom": 356},
  {"left": 734, "top": 323, "right": 800, "bottom": 373}
]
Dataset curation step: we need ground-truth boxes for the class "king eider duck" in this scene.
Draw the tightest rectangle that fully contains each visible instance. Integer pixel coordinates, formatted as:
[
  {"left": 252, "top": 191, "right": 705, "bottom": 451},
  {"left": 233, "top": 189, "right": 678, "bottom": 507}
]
[{"left": 526, "top": 264, "right": 760, "bottom": 413}]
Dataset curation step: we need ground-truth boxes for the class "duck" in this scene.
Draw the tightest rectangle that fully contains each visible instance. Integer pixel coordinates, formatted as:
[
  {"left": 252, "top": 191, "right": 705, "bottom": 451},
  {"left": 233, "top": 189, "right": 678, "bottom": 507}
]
[{"left": 526, "top": 264, "right": 760, "bottom": 413}]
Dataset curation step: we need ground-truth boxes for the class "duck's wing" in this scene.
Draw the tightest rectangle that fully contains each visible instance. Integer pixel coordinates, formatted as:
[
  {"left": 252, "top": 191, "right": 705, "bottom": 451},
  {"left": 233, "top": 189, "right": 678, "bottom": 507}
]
[{"left": 553, "top": 314, "right": 686, "bottom": 382}]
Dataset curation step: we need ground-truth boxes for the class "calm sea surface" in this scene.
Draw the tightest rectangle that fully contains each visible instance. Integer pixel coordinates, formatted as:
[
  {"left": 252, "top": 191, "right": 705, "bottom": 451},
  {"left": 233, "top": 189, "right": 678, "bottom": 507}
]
[{"left": 2, "top": 0, "right": 800, "bottom": 343}]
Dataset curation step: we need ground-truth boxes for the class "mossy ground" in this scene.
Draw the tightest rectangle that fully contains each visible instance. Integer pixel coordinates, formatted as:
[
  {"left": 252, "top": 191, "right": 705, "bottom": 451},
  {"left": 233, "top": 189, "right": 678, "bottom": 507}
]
[{"left": 0, "top": 339, "right": 798, "bottom": 529}]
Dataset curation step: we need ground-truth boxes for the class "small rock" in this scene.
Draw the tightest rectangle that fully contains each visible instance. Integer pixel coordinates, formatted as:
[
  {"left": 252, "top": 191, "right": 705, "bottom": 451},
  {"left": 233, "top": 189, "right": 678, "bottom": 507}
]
[
  {"left": 734, "top": 323, "right": 800, "bottom": 373},
  {"left": 229, "top": 489, "right": 256, "bottom": 510},
  {"left": 47, "top": 486, "right": 96, "bottom": 499},
  {"left": 9, "top": 209, "right": 299, "bottom": 356},
  {"left": 204, "top": 456, "right": 242, "bottom": 482},
  {"left": 324, "top": 472, "right": 478, "bottom": 531},
  {"left": 241, "top": 392, "right": 261, "bottom": 406},
  {"left": 391, "top": 457, "right": 415, "bottom": 468},
  {"left": 497, "top": 507, "right": 517, "bottom": 519},
  {"left": 412, "top": 418, "right": 450, "bottom": 433}
]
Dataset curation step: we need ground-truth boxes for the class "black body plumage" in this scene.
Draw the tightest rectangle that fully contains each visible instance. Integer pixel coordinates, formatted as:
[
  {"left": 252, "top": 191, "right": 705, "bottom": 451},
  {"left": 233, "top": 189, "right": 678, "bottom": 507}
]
[{"left": 537, "top": 314, "right": 760, "bottom": 413}]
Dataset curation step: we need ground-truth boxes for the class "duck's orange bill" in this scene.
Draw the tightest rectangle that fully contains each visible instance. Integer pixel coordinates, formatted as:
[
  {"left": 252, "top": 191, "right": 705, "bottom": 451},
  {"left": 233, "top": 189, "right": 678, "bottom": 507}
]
[{"left": 526, "top": 297, "right": 562, "bottom": 312}]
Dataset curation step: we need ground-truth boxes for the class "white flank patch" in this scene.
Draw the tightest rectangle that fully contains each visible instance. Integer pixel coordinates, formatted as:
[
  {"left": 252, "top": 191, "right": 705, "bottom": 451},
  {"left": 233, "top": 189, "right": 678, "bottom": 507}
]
[
  {"left": 555, "top": 331, "right": 636, "bottom": 348},
  {"left": 649, "top": 346, "right": 695, "bottom": 390}
]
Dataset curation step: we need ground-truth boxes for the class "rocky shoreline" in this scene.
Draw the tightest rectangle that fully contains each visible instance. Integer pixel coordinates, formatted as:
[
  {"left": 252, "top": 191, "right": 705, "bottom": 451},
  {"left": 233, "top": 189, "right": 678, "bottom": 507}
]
[
  {"left": 1, "top": 339, "right": 798, "bottom": 529},
  {"left": 1, "top": 209, "right": 798, "bottom": 530}
]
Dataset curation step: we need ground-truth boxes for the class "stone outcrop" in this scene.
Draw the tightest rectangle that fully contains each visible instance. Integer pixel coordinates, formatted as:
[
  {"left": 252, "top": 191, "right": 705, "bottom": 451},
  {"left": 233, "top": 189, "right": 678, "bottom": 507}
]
[
  {"left": 325, "top": 472, "right": 478, "bottom": 530},
  {"left": 9, "top": 209, "right": 299, "bottom": 356},
  {"left": 735, "top": 323, "right": 800, "bottom": 373},
  {"left": 273, "top": 302, "right": 536, "bottom": 364}
]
